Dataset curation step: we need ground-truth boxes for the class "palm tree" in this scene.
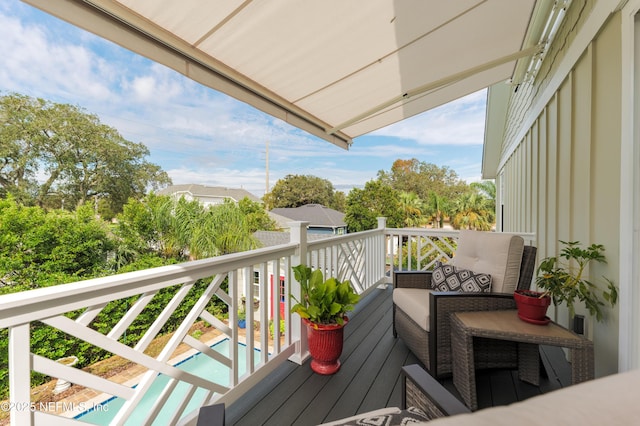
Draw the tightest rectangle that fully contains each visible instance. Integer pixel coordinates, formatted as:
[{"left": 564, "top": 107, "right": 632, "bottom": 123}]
[
  {"left": 427, "top": 192, "right": 449, "bottom": 229},
  {"left": 399, "top": 191, "right": 426, "bottom": 227},
  {"left": 470, "top": 180, "right": 496, "bottom": 213},
  {"left": 451, "top": 192, "right": 493, "bottom": 231},
  {"left": 470, "top": 180, "right": 496, "bottom": 200},
  {"left": 179, "top": 199, "right": 258, "bottom": 259}
]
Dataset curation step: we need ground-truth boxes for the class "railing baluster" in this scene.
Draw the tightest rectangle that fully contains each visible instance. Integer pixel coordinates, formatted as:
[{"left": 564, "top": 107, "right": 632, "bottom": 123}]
[
  {"left": 243, "top": 266, "right": 254, "bottom": 376},
  {"left": 260, "top": 262, "right": 270, "bottom": 363},
  {"left": 229, "top": 270, "right": 239, "bottom": 388}
]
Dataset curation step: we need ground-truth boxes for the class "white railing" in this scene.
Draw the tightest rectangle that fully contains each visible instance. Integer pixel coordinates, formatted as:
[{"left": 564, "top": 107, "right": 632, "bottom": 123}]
[
  {"left": 307, "top": 218, "right": 388, "bottom": 295},
  {"left": 385, "top": 228, "right": 536, "bottom": 272},
  {"left": 0, "top": 221, "right": 389, "bottom": 426},
  {"left": 0, "top": 222, "right": 534, "bottom": 426}
]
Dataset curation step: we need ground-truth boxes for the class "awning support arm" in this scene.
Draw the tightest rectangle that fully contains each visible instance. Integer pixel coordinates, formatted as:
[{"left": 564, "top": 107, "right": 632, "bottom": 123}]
[{"left": 327, "top": 44, "right": 543, "bottom": 135}]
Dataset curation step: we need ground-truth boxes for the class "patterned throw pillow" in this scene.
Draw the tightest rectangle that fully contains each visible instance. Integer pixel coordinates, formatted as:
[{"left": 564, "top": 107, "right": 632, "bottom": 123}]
[
  {"left": 332, "top": 406, "right": 430, "bottom": 425},
  {"left": 431, "top": 261, "right": 492, "bottom": 293}
]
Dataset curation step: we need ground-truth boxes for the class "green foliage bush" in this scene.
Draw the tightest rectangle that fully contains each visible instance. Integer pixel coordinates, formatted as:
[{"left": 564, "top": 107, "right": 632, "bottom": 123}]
[{"left": 0, "top": 195, "right": 250, "bottom": 399}]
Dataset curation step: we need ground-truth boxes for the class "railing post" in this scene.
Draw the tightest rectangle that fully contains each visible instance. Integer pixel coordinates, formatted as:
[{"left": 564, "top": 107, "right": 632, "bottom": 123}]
[
  {"left": 9, "top": 324, "right": 33, "bottom": 425},
  {"left": 377, "top": 217, "right": 387, "bottom": 229},
  {"left": 376, "top": 217, "right": 388, "bottom": 284},
  {"left": 289, "top": 221, "right": 309, "bottom": 364}
]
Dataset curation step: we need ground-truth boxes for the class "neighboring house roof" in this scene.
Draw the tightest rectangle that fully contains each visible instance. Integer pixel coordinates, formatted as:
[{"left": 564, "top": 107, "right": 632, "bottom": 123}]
[
  {"left": 270, "top": 204, "right": 346, "bottom": 229},
  {"left": 254, "top": 231, "right": 334, "bottom": 248},
  {"left": 157, "top": 184, "right": 261, "bottom": 203},
  {"left": 267, "top": 211, "right": 295, "bottom": 230}
]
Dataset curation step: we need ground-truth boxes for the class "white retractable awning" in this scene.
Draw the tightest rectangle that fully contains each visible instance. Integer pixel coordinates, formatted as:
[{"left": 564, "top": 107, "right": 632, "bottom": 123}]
[{"left": 24, "top": 0, "right": 541, "bottom": 149}]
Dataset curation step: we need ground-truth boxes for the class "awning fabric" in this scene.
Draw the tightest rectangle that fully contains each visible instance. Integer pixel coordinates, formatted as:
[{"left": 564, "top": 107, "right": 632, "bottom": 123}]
[{"left": 24, "top": 0, "right": 539, "bottom": 149}]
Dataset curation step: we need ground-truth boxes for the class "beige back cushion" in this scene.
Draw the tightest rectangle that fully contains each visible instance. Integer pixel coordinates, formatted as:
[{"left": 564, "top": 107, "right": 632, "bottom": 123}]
[{"left": 450, "top": 230, "right": 524, "bottom": 293}]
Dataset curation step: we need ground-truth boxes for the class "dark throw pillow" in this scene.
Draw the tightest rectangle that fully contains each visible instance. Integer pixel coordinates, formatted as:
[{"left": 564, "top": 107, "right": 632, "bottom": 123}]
[{"left": 431, "top": 261, "right": 492, "bottom": 293}]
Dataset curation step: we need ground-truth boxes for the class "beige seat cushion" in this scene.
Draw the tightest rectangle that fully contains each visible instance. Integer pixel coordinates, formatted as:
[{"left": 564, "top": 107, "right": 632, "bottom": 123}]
[
  {"left": 451, "top": 230, "right": 524, "bottom": 293},
  {"left": 393, "top": 288, "right": 432, "bottom": 331},
  {"left": 323, "top": 369, "right": 640, "bottom": 426},
  {"left": 427, "top": 369, "right": 640, "bottom": 425}
]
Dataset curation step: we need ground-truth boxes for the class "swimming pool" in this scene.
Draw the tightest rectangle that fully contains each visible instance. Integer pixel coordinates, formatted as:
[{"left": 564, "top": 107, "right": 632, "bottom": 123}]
[{"left": 76, "top": 339, "right": 259, "bottom": 425}]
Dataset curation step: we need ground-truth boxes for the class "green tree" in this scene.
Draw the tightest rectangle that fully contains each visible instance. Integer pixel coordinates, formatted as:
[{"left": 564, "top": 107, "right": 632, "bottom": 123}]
[
  {"left": 378, "top": 158, "right": 469, "bottom": 201},
  {"left": 116, "top": 196, "right": 259, "bottom": 262},
  {"left": 399, "top": 191, "right": 426, "bottom": 227},
  {"left": 345, "top": 180, "right": 403, "bottom": 232},
  {"left": 0, "top": 197, "right": 113, "bottom": 293},
  {"left": 238, "top": 197, "right": 278, "bottom": 232},
  {"left": 0, "top": 93, "right": 171, "bottom": 213},
  {"left": 426, "top": 191, "right": 450, "bottom": 228},
  {"left": 331, "top": 190, "right": 347, "bottom": 212},
  {"left": 470, "top": 180, "right": 496, "bottom": 215},
  {"left": 264, "top": 174, "right": 337, "bottom": 209},
  {"left": 450, "top": 192, "right": 494, "bottom": 231}
]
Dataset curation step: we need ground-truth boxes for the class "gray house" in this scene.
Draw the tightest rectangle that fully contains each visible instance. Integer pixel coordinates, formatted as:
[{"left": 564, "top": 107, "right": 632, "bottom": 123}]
[
  {"left": 270, "top": 204, "right": 347, "bottom": 235},
  {"left": 158, "top": 184, "right": 261, "bottom": 207}
]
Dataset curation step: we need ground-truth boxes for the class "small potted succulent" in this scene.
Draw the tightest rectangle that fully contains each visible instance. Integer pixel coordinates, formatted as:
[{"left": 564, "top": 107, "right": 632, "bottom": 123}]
[
  {"left": 290, "top": 264, "right": 360, "bottom": 374},
  {"left": 515, "top": 240, "right": 618, "bottom": 324}
]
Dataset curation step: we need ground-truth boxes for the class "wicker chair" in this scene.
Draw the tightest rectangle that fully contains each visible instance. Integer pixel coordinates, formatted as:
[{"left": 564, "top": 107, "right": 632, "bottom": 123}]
[
  {"left": 320, "top": 364, "right": 470, "bottom": 425},
  {"left": 393, "top": 231, "right": 537, "bottom": 378}
]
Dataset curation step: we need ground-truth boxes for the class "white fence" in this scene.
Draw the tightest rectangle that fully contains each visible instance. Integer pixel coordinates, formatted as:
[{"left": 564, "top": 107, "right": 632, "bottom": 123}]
[{"left": 0, "top": 224, "right": 534, "bottom": 425}]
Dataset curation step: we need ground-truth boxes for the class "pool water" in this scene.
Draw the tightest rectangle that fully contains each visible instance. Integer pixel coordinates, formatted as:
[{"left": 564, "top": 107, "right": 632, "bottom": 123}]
[{"left": 76, "top": 339, "right": 258, "bottom": 425}]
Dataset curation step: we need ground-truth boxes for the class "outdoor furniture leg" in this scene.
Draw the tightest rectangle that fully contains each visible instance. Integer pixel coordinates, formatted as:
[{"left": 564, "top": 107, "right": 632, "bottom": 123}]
[
  {"left": 451, "top": 314, "right": 477, "bottom": 411},
  {"left": 517, "top": 342, "right": 540, "bottom": 385},
  {"left": 571, "top": 341, "right": 595, "bottom": 384}
]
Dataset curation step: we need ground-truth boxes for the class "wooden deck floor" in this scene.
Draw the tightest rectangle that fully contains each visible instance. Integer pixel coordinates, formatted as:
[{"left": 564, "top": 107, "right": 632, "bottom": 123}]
[{"left": 225, "top": 285, "right": 570, "bottom": 426}]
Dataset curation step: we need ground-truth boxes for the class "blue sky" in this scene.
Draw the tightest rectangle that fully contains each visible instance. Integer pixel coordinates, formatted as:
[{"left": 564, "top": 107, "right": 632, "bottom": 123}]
[{"left": 0, "top": 1, "right": 487, "bottom": 198}]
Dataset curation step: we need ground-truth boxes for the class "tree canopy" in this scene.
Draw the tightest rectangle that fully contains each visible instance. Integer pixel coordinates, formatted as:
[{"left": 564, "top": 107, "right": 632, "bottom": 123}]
[
  {"left": 114, "top": 195, "right": 264, "bottom": 264},
  {"left": 0, "top": 93, "right": 171, "bottom": 215},
  {"left": 344, "top": 180, "right": 404, "bottom": 232},
  {"left": 264, "top": 174, "right": 345, "bottom": 211},
  {"left": 377, "top": 158, "right": 468, "bottom": 201},
  {"left": 0, "top": 196, "right": 113, "bottom": 293}
]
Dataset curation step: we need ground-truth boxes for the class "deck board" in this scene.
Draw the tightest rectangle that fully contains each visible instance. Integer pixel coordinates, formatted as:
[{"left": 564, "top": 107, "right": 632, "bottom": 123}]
[{"left": 227, "top": 285, "right": 569, "bottom": 425}]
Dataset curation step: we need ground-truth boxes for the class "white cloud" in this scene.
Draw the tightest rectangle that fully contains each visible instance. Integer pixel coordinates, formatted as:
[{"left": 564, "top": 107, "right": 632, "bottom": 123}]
[
  {"left": 0, "top": 11, "right": 114, "bottom": 103},
  {"left": 371, "top": 90, "right": 487, "bottom": 146}
]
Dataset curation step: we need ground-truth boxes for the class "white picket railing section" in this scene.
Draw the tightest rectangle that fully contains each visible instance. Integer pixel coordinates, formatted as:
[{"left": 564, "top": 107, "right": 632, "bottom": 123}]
[
  {"left": 385, "top": 228, "right": 536, "bottom": 271},
  {"left": 0, "top": 224, "right": 535, "bottom": 426}
]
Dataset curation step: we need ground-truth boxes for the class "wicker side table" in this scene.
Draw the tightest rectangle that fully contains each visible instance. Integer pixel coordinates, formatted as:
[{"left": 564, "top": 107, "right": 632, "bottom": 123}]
[{"left": 450, "top": 310, "right": 594, "bottom": 411}]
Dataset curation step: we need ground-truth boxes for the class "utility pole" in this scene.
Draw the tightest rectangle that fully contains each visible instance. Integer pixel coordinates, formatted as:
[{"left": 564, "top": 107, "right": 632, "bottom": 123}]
[{"left": 265, "top": 141, "right": 270, "bottom": 195}]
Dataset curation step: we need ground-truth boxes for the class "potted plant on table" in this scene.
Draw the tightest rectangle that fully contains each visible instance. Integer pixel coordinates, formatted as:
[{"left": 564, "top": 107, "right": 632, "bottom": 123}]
[
  {"left": 515, "top": 240, "right": 618, "bottom": 325},
  {"left": 291, "top": 264, "right": 360, "bottom": 375}
]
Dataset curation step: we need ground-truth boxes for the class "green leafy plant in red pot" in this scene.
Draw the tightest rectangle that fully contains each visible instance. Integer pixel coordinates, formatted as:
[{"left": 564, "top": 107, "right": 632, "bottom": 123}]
[
  {"left": 517, "top": 240, "right": 618, "bottom": 325},
  {"left": 291, "top": 264, "right": 360, "bottom": 375}
]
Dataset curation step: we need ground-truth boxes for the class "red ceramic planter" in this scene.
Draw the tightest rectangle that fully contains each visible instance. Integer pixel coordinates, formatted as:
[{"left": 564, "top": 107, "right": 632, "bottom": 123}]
[
  {"left": 304, "top": 317, "right": 348, "bottom": 375},
  {"left": 514, "top": 290, "right": 551, "bottom": 325}
]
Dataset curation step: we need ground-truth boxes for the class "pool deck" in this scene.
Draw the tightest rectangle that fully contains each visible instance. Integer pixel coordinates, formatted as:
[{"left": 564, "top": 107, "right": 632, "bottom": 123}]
[{"left": 39, "top": 327, "right": 241, "bottom": 418}]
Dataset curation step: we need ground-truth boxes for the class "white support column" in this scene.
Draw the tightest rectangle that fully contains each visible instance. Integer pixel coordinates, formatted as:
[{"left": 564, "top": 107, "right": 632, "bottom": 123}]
[
  {"left": 9, "top": 324, "right": 33, "bottom": 426},
  {"left": 289, "top": 222, "right": 309, "bottom": 364},
  {"left": 619, "top": 1, "right": 640, "bottom": 372}
]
